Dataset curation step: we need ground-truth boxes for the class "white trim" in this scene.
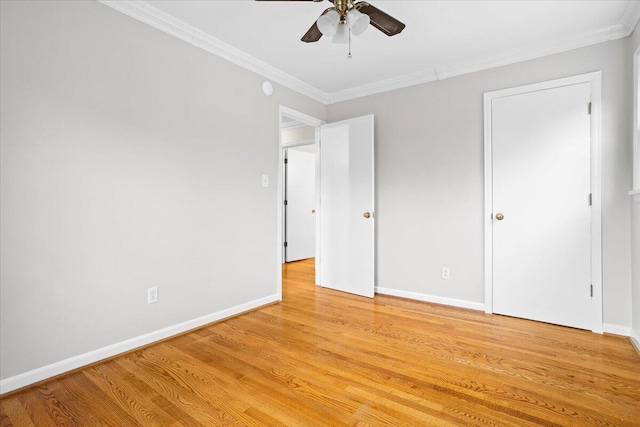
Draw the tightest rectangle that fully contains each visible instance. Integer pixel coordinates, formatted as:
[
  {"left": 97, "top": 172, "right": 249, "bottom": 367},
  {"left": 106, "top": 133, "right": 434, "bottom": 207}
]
[
  {"left": 99, "top": 0, "right": 638, "bottom": 106},
  {"left": 329, "top": 70, "right": 439, "bottom": 104},
  {"left": 331, "top": 23, "right": 632, "bottom": 104},
  {"left": 97, "top": 1, "right": 330, "bottom": 105},
  {"left": 314, "top": 125, "right": 322, "bottom": 286},
  {"left": 282, "top": 139, "right": 315, "bottom": 149},
  {"left": 277, "top": 106, "right": 324, "bottom": 296},
  {"left": 602, "top": 323, "right": 632, "bottom": 336},
  {"left": 633, "top": 45, "right": 640, "bottom": 192},
  {"left": 630, "top": 330, "right": 640, "bottom": 355},
  {"left": 281, "top": 122, "right": 309, "bottom": 131},
  {"left": 483, "top": 92, "right": 494, "bottom": 314},
  {"left": 621, "top": 0, "right": 640, "bottom": 35},
  {"left": 590, "top": 72, "right": 604, "bottom": 334},
  {"left": 483, "top": 72, "right": 603, "bottom": 334},
  {"left": 375, "top": 287, "right": 485, "bottom": 312},
  {"left": 279, "top": 107, "right": 325, "bottom": 129},
  {"left": 0, "top": 294, "right": 278, "bottom": 395}
]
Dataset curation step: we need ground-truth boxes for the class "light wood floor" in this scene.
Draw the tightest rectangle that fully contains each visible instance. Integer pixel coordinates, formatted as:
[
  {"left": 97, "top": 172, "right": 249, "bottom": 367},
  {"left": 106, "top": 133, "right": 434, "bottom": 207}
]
[{"left": 1, "top": 258, "right": 639, "bottom": 426}]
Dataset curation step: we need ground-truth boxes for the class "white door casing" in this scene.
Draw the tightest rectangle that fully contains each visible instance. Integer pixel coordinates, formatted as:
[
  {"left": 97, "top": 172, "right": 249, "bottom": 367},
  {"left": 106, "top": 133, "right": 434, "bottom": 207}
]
[
  {"left": 484, "top": 72, "right": 602, "bottom": 333},
  {"left": 319, "top": 115, "right": 375, "bottom": 298},
  {"left": 284, "top": 149, "right": 316, "bottom": 262}
]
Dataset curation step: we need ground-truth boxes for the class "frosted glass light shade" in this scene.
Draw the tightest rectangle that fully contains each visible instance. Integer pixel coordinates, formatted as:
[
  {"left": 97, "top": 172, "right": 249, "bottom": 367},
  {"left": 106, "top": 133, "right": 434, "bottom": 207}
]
[
  {"left": 333, "top": 22, "right": 349, "bottom": 44},
  {"left": 347, "top": 9, "right": 370, "bottom": 36},
  {"left": 317, "top": 10, "right": 340, "bottom": 37}
]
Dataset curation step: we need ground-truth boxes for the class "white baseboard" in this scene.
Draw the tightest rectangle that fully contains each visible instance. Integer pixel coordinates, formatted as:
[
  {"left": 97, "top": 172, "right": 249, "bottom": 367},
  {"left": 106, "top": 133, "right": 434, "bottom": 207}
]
[
  {"left": 602, "top": 323, "right": 632, "bottom": 336},
  {"left": 630, "top": 329, "right": 640, "bottom": 355},
  {"left": 375, "top": 287, "right": 485, "bottom": 311},
  {"left": 0, "top": 294, "right": 279, "bottom": 395}
]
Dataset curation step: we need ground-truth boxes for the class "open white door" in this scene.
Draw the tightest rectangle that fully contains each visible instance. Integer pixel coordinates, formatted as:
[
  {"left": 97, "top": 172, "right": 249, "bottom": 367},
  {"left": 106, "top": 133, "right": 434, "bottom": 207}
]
[
  {"left": 319, "top": 115, "right": 374, "bottom": 298},
  {"left": 284, "top": 149, "right": 316, "bottom": 262}
]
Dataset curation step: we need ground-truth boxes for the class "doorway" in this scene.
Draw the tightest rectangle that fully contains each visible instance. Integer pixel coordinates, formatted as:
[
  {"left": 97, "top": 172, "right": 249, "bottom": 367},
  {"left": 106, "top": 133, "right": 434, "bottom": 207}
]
[
  {"left": 283, "top": 130, "right": 316, "bottom": 262},
  {"left": 277, "top": 107, "right": 376, "bottom": 301},
  {"left": 277, "top": 107, "right": 323, "bottom": 301},
  {"left": 483, "top": 72, "right": 603, "bottom": 332}
]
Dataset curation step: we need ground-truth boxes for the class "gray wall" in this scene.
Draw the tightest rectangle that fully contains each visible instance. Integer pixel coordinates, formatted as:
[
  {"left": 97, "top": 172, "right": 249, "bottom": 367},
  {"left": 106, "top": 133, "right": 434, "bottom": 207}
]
[
  {"left": 630, "top": 20, "right": 640, "bottom": 341},
  {"left": 0, "top": 0, "right": 325, "bottom": 380},
  {"left": 327, "top": 39, "right": 633, "bottom": 327},
  {"left": 282, "top": 126, "right": 316, "bottom": 145}
]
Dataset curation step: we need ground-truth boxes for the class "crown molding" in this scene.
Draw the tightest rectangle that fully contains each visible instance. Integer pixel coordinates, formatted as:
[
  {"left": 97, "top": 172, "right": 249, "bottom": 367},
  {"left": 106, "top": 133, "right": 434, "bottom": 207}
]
[
  {"left": 620, "top": 0, "right": 640, "bottom": 35},
  {"left": 328, "top": 20, "right": 634, "bottom": 103},
  {"left": 98, "top": 0, "right": 331, "bottom": 105},
  {"left": 98, "top": 0, "right": 640, "bottom": 106},
  {"left": 444, "top": 23, "right": 628, "bottom": 80},
  {"left": 328, "top": 69, "right": 438, "bottom": 104}
]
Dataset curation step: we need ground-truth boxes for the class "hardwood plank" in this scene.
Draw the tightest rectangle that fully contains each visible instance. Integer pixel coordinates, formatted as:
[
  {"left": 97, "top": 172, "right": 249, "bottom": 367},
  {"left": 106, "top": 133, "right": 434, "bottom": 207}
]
[
  {"left": 16, "top": 384, "right": 80, "bottom": 427},
  {"left": 82, "top": 362, "right": 179, "bottom": 426},
  {"left": 0, "top": 398, "right": 35, "bottom": 427},
  {"left": 115, "top": 350, "right": 243, "bottom": 426},
  {"left": 56, "top": 371, "right": 141, "bottom": 426},
  {"left": 1, "top": 257, "right": 639, "bottom": 426}
]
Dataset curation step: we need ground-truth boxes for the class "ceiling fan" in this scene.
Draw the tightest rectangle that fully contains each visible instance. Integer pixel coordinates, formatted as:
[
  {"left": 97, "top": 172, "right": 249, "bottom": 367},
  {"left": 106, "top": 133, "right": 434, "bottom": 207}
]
[{"left": 256, "top": 0, "right": 405, "bottom": 43}]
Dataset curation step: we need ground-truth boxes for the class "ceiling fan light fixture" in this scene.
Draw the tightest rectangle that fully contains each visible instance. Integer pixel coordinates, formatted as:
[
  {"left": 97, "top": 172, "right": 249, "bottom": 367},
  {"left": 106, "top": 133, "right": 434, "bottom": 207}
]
[
  {"left": 347, "top": 8, "right": 369, "bottom": 36},
  {"left": 317, "top": 9, "right": 340, "bottom": 36},
  {"left": 332, "top": 22, "right": 349, "bottom": 44}
]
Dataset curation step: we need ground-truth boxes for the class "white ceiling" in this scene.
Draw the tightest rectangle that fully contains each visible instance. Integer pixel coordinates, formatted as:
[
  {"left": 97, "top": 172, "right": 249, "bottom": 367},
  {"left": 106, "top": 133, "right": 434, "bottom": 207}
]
[{"left": 103, "top": 0, "right": 640, "bottom": 104}]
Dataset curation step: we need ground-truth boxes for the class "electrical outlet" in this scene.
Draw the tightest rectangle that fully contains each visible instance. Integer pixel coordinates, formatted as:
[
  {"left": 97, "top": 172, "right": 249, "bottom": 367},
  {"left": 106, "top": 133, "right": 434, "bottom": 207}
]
[
  {"left": 148, "top": 287, "right": 158, "bottom": 304},
  {"left": 441, "top": 267, "right": 450, "bottom": 280},
  {"left": 262, "top": 174, "right": 269, "bottom": 188}
]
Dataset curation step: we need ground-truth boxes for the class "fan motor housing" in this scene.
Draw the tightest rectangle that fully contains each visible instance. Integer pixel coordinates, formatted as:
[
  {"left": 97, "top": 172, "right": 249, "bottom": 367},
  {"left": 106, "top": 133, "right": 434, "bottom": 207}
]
[{"left": 334, "top": 0, "right": 351, "bottom": 15}]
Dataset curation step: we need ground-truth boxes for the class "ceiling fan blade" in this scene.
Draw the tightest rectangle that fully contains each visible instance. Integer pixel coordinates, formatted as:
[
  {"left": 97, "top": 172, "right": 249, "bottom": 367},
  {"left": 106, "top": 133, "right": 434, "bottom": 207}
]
[
  {"left": 301, "top": 21, "right": 322, "bottom": 42},
  {"left": 356, "top": 3, "right": 405, "bottom": 36},
  {"left": 301, "top": 7, "right": 334, "bottom": 43}
]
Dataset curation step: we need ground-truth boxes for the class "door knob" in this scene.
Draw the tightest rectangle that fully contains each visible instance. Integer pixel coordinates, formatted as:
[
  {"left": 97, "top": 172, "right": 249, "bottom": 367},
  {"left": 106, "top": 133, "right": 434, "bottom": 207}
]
[
  {"left": 495, "top": 213, "right": 504, "bottom": 221},
  {"left": 363, "top": 212, "right": 371, "bottom": 219},
  {"left": 311, "top": 209, "right": 316, "bottom": 214}
]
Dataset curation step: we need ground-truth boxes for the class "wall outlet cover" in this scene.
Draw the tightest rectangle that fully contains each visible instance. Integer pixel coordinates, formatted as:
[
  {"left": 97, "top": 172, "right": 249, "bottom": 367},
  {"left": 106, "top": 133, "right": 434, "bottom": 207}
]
[{"left": 148, "top": 287, "right": 158, "bottom": 304}]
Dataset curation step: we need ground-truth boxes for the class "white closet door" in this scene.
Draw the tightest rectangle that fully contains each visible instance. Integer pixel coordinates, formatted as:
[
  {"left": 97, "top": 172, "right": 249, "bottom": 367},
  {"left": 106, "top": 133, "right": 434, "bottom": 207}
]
[{"left": 491, "top": 82, "right": 592, "bottom": 330}]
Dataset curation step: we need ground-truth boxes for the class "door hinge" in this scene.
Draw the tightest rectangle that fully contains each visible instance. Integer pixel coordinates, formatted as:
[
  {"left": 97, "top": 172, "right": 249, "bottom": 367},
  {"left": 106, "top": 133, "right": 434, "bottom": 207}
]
[
  {"left": 284, "top": 241, "right": 288, "bottom": 248},
  {"left": 588, "top": 102, "right": 592, "bottom": 115},
  {"left": 284, "top": 200, "right": 288, "bottom": 206},
  {"left": 590, "top": 284, "right": 593, "bottom": 297},
  {"left": 589, "top": 193, "right": 592, "bottom": 206},
  {"left": 284, "top": 158, "right": 288, "bottom": 164}
]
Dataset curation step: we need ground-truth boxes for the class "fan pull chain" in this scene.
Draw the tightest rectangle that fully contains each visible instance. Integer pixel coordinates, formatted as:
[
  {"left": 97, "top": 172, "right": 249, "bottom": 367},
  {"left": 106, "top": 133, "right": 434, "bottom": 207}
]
[{"left": 348, "top": 29, "right": 352, "bottom": 59}]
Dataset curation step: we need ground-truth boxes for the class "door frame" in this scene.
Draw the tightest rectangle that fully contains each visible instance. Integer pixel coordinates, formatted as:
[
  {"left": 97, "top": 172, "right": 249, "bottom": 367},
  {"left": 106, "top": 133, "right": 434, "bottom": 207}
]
[
  {"left": 277, "top": 106, "right": 324, "bottom": 301},
  {"left": 483, "top": 72, "right": 603, "bottom": 333}
]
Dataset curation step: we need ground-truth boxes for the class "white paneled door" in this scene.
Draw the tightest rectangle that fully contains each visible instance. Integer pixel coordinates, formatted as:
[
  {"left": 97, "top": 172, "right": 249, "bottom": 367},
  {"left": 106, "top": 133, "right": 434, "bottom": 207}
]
[
  {"left": 319, "top": 115, "right": 375, "bottom": 298},
  {"left": 285, "top": 149, "right": 316, "bottom": 262},
  {"left": 491, "top": 82, "right": 592, "bottom": 330}
]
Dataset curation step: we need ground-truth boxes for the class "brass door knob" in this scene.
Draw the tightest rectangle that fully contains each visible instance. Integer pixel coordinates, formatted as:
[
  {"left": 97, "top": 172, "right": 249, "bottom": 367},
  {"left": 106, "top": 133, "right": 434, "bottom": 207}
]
[
  {"left": 363, "top": 212, "right": 371, "bottom": 218},
  {"left": 311, "top": 209, "right": 316, "bottom": 214},
  {"left": 496, "top": 213, "right": 504, "bottom": 221}
]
